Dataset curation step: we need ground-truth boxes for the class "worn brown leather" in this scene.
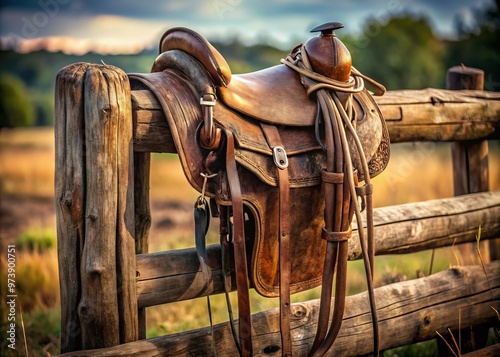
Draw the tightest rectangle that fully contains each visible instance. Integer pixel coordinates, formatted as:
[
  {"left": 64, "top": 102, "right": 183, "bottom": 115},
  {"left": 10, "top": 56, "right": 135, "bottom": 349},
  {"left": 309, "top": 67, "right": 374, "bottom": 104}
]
[
  {"left": 159, "top": 27, "right": 231, "bottom": 87},
  {"left": 130, "top": 23, "right": 390, "bottom": 356},
  {"left": 219, "top": 66, "right": 390, "bottom": 182},
  {"left": 260, "top": 123, "right": 292, "bottom": 357}
]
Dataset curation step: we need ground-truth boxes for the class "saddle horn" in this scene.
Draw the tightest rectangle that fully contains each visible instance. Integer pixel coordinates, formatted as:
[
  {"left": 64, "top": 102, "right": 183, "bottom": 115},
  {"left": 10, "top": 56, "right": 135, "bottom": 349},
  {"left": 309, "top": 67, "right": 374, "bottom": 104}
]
[{"left": 304, "top": 22, "right": 352, "bottom": 83}]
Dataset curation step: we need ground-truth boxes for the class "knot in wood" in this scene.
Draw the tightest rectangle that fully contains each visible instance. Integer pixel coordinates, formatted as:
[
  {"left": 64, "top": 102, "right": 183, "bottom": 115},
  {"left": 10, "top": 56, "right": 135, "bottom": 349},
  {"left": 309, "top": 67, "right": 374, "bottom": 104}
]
[
  {"left": 291, "top": 303, "right": 311, "bottom": 323},
  {"left": 423, "top": 315, "right": 431, "bottom": 326},
  {"left": 61, "top": 193, "right": 72, "bottom": 208},
  {"left": 78, "top": 304, "right": 90, "bottom": 319},
  {"left": 263, "top": 344, "right": 280, "bottom": 354},
  {"left": 450, "top": 266, "right": 466, "bottom": 278}
]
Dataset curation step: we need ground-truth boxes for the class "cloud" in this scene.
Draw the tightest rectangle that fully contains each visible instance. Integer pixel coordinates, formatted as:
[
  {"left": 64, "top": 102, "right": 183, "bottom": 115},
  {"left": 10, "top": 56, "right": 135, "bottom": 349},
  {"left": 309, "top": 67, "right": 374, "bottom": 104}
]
[
  {"left": 0, "top": 0, "right": 207, "bottom": 21},
  {"left": 1, "top": 0, "right": 494, "bottom": 54}
]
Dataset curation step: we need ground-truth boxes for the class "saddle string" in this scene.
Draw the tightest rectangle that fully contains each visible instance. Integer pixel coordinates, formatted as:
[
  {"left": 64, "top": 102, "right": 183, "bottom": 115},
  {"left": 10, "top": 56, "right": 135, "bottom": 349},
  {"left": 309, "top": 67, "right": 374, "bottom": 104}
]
[
  {"left": 282, "top": 48, "right": 380, "bottom": 356},
  {"left": 314, "top": 89, "right": 380, "bottom": 357},
  {"left": 331, "top": 93, "right": 380, "bottom": 354},
  {"left": 330, "top": 92, "right": 380, "bottom": 354}
]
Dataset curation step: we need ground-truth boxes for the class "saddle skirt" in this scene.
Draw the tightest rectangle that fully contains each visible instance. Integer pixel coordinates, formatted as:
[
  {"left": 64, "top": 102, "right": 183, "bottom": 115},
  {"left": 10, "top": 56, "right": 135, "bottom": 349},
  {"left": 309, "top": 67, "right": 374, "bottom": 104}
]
[{"left": 130, "top": 70, "right": 389, "bottom": 297}]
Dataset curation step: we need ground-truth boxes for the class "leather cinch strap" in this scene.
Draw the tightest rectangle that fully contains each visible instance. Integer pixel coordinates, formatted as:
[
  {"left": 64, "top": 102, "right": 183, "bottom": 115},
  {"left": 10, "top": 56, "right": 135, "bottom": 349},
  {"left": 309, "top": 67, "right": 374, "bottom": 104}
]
[
  {"left": 261, "top": 123, "right": 292, "bottom": 357},
  {"left": 225, "top": 130, "right": 253, "bottom": 357},
  {"left": 226, "top": 123, "right": 293, "bottom": 356}
]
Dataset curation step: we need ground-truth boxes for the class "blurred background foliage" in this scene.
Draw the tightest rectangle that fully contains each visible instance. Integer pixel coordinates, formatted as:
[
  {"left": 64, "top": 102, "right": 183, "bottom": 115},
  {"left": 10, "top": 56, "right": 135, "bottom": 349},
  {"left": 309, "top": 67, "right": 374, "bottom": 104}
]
[{"left": 0, "top": 1, "right": 499, "bottom": 129}]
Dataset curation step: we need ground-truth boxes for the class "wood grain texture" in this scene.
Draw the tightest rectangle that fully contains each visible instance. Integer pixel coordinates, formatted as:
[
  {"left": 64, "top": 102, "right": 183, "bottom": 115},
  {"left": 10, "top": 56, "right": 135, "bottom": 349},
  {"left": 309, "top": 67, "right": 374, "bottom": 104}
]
[
  {"left": 133, "top": 152, "right": 151, "bottom": 339},
  {"left": 446, "top": 65, "right": 492, "bottom": 353},
  {"left": 448, "top": 67, "right": 488, "bottom": 197},
  {"left": 462, "top": 344, "right": 500, "bottom": 357},
  {"left": 348, "top": 190, "right": 500, "bottom": 259},
  {"left": 57, "top": 261, "right": 500, "bottom": 356},
  {"left": 129, "top": 87, "right": 500, "bottom": 153},
  {"left": 447, "top": 67, "right": 496, "bottom": 266},
  {"left": 113, "top": 67, "right": 138, "bottom": 344},
  {"left": 79, "top": 65, "right": 121, "bottom": 349},
  {"left": 56, "top": 63, "right": 138, "bottom": 350},
  {"left": 55, "top": 62, "right": 91, "bottom": 353}
]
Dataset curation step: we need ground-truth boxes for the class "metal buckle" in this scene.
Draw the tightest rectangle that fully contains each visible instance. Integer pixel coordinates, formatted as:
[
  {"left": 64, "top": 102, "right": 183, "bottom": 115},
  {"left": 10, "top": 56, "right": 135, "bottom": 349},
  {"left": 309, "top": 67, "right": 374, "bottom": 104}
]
[
  {"left": 200, "top": 97, "right": 216, "bottom": 106},
  {"left": 272, "top": 146, "right": 288, "bottom": 170}
]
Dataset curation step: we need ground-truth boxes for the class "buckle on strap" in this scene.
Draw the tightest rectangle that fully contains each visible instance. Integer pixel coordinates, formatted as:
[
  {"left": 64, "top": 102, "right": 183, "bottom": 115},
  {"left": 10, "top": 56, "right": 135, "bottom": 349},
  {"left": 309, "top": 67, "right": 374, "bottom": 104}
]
[
  {"left": 272, "top": 146, "right": 289, "bottom": 170},
  {"left": 199, "top": 93, "right": 221, "bottom": 150},
  {"left": 321, "top": 226, "right": 352, "bottom": 242},
  {"left": 200, "top": 97, "right": 216, "bottom": 106}
]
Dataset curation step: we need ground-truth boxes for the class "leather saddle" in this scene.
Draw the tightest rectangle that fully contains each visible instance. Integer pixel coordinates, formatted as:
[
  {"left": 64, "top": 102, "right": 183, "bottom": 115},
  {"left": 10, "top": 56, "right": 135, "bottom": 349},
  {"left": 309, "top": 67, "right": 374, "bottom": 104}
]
[{"left": 129, "top": 23, "right": 390, "bottom": 357}]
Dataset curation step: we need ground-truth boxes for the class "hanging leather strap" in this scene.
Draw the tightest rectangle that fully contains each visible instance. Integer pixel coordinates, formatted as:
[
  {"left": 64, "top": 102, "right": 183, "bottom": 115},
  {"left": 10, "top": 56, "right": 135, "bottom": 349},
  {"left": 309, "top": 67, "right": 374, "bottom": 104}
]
[
  {"left": 283, "top": 48, "right": 380, "bottom": 357},
  {"left": 219, "top": 205, "right": 241, "bottom": 353},
  {"left": 308, "top": 89, "right": 350, "bottom": 357},
  {"left": 261, "top": 123, "right": 292, "bottom": 357},
  {"left": 225, "top": 130, "right": 253, "bottom": 357},
  {"left": 194, "top": 197, "right": 216, "bottom": 356}
]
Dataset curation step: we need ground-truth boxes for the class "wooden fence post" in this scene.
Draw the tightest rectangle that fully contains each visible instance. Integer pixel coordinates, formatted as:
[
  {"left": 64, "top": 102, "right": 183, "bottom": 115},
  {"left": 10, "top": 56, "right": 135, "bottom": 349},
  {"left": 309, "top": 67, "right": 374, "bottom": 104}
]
[
  {"left": 445, "top": 64, "right": 491, "bottom": 354},
  {"left": 130, "top": 79, "right": 153, "bottom": 340},
  {"left": 447, "top": 65, "right": 492, "bottom": 263},
  {"left": 55, "top": 63, "right": 88, "bottom": 353},
  {"left": 55, "top": 63, "right": 138, "bottom": 352},
  {"left": 133, "top": 152, "right": 151, "bottom": 340}
]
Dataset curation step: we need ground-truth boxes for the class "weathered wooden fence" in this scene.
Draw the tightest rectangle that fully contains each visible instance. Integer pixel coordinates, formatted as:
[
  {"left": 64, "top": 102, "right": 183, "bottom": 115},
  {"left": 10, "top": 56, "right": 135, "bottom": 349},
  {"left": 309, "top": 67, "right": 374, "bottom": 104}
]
[{"left": 55, "top": 63, "right": 500, "bottom": 356}]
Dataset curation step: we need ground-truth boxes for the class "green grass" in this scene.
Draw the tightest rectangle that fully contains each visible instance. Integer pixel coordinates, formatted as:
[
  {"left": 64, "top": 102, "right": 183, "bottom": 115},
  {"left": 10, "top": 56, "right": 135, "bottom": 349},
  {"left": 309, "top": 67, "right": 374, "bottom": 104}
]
[
  {"left": 0, "top": 307, "right": 60, "bottom": 357},
  {"left": 385, "top": 340, "right": 438, "bottom": 357},
  {"left": 16, "top": 228, "right": 55, "bottom": 253}
]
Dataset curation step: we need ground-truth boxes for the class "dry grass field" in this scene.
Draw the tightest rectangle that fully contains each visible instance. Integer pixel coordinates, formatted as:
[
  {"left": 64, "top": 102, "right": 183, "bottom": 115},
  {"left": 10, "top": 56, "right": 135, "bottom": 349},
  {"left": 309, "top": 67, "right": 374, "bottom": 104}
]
[{"left": 0, "top": 127, "right": 499, "bottom": 355}]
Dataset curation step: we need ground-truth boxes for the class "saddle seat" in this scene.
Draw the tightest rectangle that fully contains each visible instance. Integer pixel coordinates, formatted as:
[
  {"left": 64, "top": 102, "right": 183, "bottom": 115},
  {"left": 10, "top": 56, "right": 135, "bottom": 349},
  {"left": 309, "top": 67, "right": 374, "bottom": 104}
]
[
  {"left": 220, "top": 65, "right": 318, "bottom": 126},
  {"left": 160, "top": 27, "right": 317, "bottom": 126}
]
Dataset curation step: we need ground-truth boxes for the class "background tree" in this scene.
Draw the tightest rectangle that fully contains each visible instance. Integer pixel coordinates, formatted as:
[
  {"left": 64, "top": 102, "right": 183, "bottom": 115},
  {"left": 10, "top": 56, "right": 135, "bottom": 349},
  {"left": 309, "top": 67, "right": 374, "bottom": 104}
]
[
  {"left": 0, "top": 74, "right": 35, "bottom": 129},
  {"left": 445, "top": 0, "right": 499, "bottom": 90},
  {"left": 344, "top": 14, "right": 445, "bottom": 90}
]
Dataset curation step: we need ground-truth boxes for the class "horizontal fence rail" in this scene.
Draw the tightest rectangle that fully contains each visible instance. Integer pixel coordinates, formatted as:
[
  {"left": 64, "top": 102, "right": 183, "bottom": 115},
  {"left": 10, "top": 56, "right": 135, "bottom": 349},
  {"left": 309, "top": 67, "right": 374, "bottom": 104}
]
[
  {"left": 135, "top": 191, "right": 500, "bottom": 308},
  {"left": 131, "top": 88, "right": 500, "bottom": 153},
  {"left": 58, "top": 260, "right": 500, "bottom": 356}
]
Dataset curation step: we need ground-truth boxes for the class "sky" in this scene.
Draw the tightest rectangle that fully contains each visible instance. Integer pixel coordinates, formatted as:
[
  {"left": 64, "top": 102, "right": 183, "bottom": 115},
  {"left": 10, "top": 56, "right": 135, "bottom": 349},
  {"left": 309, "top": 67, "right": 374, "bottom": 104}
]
[{"left": 0, "top": 0, "right": 494, "bottom": 54}]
